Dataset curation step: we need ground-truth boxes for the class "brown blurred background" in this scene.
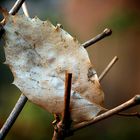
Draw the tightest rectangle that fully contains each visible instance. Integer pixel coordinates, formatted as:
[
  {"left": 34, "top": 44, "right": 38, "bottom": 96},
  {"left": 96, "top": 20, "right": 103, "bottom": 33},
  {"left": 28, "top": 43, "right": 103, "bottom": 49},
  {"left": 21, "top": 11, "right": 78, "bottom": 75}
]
[{"left": 0, "top": 0, "right": 140, "bottom": 140}]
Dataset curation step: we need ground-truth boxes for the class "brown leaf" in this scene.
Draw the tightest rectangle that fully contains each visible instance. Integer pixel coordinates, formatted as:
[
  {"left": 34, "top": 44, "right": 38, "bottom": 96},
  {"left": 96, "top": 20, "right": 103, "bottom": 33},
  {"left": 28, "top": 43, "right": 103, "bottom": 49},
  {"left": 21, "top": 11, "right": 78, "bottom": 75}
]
[{"left": 3, "top": 14, "right": 105, "bottom": 122}]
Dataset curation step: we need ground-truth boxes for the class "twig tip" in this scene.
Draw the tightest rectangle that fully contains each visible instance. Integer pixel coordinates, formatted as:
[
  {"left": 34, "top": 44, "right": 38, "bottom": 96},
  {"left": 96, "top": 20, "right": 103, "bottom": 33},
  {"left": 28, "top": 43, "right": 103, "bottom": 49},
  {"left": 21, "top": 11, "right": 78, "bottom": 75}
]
[
  {"left": 134, "top": 95, "right": 140, "bottom": 103},
  {"left": 103, "top": 28, "right": 112, "bottom": 36}
]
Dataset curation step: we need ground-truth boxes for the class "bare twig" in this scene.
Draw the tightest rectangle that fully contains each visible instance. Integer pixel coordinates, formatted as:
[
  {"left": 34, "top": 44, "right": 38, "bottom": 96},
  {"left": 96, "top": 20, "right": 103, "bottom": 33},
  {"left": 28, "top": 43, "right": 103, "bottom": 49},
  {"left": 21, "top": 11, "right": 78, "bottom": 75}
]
[
  {"left": 99, "top": 56, "right": 118, "bottom": 81},
  {"left": 82, "top": 28, "right": 112, "bottom": 48},
  {"left": 98, "top": 56, "right": 140, "bottom": 118},
  {"left": 22, "top": 2, "right": 29, "bottom": 17},
  {"left": 62, "top": 72, "right": 72, "bottom": 126},
  {"left": 52, "top": 73, "right": 72, "bottom": 140},
  {"left": 0, "top": 1, "right": 28, "bottom": 139},
  {"left": 0, "top": 94, "right": 27, "bottom": 140},
  {"left": 101, "top": 108, "right": 140, "bottom": 118},
  {"left": 117, "top": 112, "right": 140, "bottom": 118},
  {"left": 72, "top": 95, "right": 140, "bottom": 132},
  {"left": 0, "top": 0, "right": 25, "bottom": 33},
  {"left": 0, "top": 25, "right": 5, "bottom": 38},
  {"left": 9, "top": 0, "right": 25, "bottom": 15}
]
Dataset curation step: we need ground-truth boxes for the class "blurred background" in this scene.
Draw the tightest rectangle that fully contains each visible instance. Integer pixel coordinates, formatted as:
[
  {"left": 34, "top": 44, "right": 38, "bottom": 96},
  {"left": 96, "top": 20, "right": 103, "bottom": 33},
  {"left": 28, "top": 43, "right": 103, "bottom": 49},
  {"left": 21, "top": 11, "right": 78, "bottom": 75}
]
[{"left": 0, "top": 0, "right": 140, "bottom": 140}]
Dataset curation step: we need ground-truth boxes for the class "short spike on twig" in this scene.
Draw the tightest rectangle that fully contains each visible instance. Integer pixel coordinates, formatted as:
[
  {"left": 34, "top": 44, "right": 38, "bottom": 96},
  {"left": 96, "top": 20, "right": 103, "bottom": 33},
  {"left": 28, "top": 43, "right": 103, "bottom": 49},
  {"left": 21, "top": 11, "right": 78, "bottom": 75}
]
[{"left": 55, "top": 23, "right": 63, "bottom": 31}]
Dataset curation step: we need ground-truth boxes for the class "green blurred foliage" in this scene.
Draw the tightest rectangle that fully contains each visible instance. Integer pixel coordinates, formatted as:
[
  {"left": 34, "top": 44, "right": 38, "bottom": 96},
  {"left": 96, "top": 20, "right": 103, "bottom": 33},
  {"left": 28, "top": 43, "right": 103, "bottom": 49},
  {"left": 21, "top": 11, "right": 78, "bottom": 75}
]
[{"left": 101, "top": 11, "right": 140, "bottom": 33}]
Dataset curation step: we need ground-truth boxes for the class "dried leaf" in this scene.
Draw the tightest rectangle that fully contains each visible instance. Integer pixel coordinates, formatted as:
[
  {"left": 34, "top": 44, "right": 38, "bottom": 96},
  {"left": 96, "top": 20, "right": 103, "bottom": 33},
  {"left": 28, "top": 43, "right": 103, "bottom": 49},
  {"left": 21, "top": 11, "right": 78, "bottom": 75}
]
[{"left": 3, "top": 14, "right": 104, "bottom": 122}]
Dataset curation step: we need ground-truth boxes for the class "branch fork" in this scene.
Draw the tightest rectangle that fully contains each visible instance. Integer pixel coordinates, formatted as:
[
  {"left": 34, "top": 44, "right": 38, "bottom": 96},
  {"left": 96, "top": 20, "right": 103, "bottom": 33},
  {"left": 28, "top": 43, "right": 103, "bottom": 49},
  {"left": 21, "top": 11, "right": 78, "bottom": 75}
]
[
  {"left": 52, "top": 72, "right": 140, "bottom": 140},
  {"left": 72, "top": 95, "right": 140, "bottom": 132}
]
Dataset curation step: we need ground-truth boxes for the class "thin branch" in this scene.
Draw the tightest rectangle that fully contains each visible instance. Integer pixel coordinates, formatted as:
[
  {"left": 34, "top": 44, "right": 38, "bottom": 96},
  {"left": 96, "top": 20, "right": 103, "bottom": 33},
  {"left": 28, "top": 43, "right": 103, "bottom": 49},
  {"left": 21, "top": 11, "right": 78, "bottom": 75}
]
[
  {"left": 22, "top": 2, "right": 29, "bottom": 17},
  {"left": 9, "top": 0, "right": 25, "bottom": 15},
  {"left": 0, "top": 94, "right": 27, "bottom": 140},
  {"left": 98, "top": 56, "right": 140, "bottom": 118},
  {"left": 0, "top": 1, "right": 28, "bottom": 140},
  {"left": 99, "top": 56, "right": 118, "bottom": 81},
  {"left": 1, "top": 1, "right": 139, "bottom": 139},
  {"left": 101, "top": 108, "right": 140, "bottom": 118},
  {"left": 117, "top": 112, "right": 140, "bottom": 118},
  {"left": 82, "top": 28, "right": 112, "bottom": 48},
  {"left": 0, "top": 0, "right": 25, "bottom": 33},
  {"left": 52, "top": 72, "right": 72, "bottom": 140},
  {"left": 72, "top": 95, "right": 140, "bottom": 132},
  {"left": 0, "top": 25, "right": 5, "bottom": 38},
  {"left": 62, "top": 72, "right": 72, "bottom": 126}
]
